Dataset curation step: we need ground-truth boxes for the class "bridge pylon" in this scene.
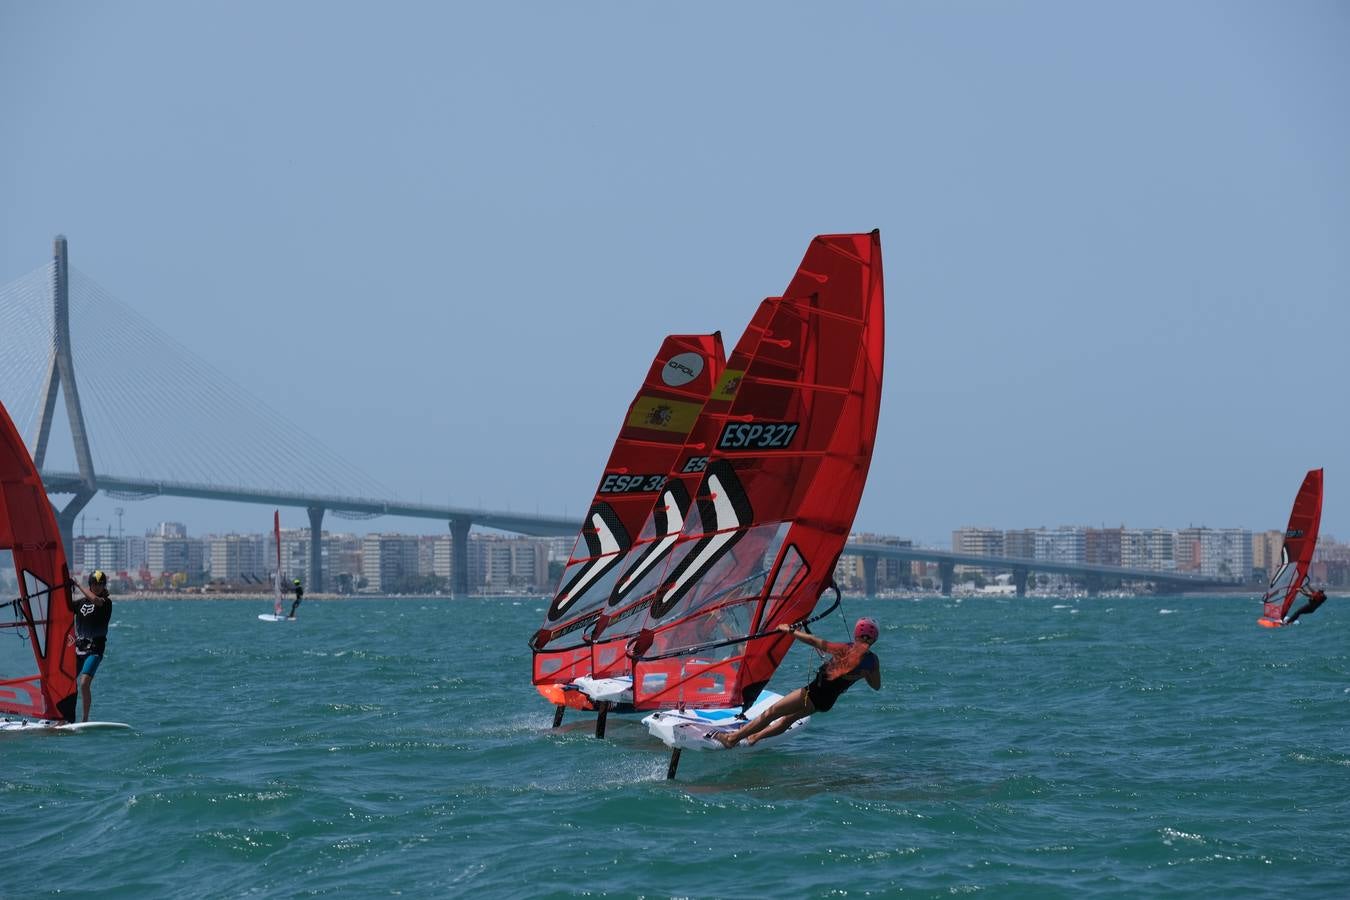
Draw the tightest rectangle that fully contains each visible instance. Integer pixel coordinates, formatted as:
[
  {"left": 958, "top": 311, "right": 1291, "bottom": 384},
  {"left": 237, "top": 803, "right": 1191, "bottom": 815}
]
[
  {"left": 450, "top": 519, "right": 470, "bottom": 597},
  {"left": 938, "top": 561, "right": 955, "bottom": 597},
  {"left": 307, "top": 506, "right": 325, "bottom": 592},
  {"left": 31, "top": 236, "right": 98, "bottom": 556}
]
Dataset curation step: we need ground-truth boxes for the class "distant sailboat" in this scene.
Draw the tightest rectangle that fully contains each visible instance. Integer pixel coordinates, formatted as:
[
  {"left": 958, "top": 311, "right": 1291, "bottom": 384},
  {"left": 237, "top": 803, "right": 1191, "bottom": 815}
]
[
  {"left": 1257, "top": 469, "right": 1323, "bottom": 629},
  {"left": 259, "top": 511, "right": 293, "bottom": 622}
]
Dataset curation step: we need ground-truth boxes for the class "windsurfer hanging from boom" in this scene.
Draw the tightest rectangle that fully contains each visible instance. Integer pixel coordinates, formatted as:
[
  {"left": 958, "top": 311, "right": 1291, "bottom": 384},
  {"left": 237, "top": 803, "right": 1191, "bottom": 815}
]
[
  {"left": 1284, "top": 583, "right": 1328, "bottom": 625},
  {"left": 289, "top": 579, "right": 303, "bottom": 618},
  {"left": 714, "top": 618, "right": 882, "bottom": 748}
]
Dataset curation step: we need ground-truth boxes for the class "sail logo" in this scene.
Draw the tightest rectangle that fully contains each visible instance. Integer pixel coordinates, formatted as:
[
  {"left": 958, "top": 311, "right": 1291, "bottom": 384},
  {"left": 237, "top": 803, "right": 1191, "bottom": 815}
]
[
  {"left": 598, "top": 473, "right": 666, "bottom": 494},
  {"left": 716, "top": 421, "right": 800, "bottom": 451},
  {"left": 713, "top": 369, "right": 744, "bottom": 401},
  {"left": 1286, "top": 528, "right": 1304, "bottom": 539},
  {"left": 661, "top": 352, "right": 705, "bottom": 387},
  {"left": 681, "top": 456, "right": 708, "bottom": 474},
  {"left": 627, "top": 396, "right": 701, "bottom": 433}
]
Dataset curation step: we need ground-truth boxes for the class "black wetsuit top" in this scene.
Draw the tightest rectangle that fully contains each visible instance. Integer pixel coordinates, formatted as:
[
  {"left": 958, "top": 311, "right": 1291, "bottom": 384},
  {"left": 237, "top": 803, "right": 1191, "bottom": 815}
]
[
  {"left": 1286, "top": 590, "right": 1327, "bottom": 624},
  {"left": 804, "top": 651, "right": 877, "bottom": 712},
  {"left": 73, "top": 596, "right": 112, "bottom": 655}
]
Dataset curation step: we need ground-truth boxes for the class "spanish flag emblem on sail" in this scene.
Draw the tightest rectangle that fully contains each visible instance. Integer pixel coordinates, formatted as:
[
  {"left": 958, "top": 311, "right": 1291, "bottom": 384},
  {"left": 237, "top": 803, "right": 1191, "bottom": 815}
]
[
  {"left": 627, "top": 396, "right": 702, "bottom": 433},
  {"left": 713, "top": 369, "right": 744, "bottom": 403}
]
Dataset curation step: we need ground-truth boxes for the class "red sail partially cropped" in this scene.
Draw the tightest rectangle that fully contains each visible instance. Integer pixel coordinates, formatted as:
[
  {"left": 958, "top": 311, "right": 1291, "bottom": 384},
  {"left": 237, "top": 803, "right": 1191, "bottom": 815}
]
[
  {"left": 530, "top": 334, "right": 725, "bottom": 703},
  {"left": 0, "top": 400, "right": 78, "bottom": 722},
  {"left": 1260, "top": 468, "right": 1324, "bottom": 624},
  {"left": 627, "top": 231, "right": 885, "bottom": 711}
]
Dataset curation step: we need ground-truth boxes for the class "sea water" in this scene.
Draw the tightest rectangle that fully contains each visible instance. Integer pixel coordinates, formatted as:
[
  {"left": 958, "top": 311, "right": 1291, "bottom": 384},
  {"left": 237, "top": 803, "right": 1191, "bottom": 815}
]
[{"left": 2, "top": 596, "right": 1347, "bottom": 898}]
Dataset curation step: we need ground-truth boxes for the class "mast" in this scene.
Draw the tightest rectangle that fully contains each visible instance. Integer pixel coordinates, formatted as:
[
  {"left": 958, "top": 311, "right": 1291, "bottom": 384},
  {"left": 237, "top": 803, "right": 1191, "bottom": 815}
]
[{"left": 274, "top": 510, "right": 283, "bottom": 615}]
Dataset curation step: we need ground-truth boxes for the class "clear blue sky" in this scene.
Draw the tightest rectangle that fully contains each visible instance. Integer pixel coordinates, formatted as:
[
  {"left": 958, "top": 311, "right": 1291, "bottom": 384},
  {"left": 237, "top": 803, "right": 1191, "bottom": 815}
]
[{"left": 2, "top": 1, "right": 1347, "bottom": 546}]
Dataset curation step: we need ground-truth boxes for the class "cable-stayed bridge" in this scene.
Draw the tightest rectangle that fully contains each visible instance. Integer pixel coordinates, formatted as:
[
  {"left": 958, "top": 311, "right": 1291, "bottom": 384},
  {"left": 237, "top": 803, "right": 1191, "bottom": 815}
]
[
  {"left": 0, "top": 237, "right": 574, "bottom": 595},
  {"left": 1, "top": 237, "right": 1237, "bottom": 597}
]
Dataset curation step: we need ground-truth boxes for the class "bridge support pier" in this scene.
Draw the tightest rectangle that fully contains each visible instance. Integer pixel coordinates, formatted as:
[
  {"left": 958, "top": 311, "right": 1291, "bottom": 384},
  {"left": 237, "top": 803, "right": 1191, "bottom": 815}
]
[
  {"left": 939, "top": 561, "right": 955, "bottom": 597},
  {"left": 450, "top": 519, "right": 471, "bottom": 598},
  {"left": 862, "top": 556, "right": 878, "bottom": 598},
  {"left": 1084, "top": 573, "right": 1102, "bottom": 597},
  {"left": 1012, "top": 565, "right": 1029, "bottom": 598},
  {"left": 307, "top": 506, "right": 324, "bottom": 592}
]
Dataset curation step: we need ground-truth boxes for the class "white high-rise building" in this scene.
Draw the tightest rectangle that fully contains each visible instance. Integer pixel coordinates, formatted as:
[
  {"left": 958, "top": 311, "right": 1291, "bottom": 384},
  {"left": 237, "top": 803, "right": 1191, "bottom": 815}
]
[
  {"left": 1034, "top": 527, "right": 1086, "bottom": 565},
  {"left": 470, "top": 534, "right": 549, "bottom": 593},
  {"left": 208, "top": 534, "right": 266, "bottom": 581},
  {"left": 360, "top": 534, "right": 420, "bottom": 592},
  {"left": 72, "top": 536, "right": 126, "bottom": 575},
  {"left": 952, "top": 527, "right": 1004, "bottom": 575},
  {"left": 1121, "top": 529, "right": 1176, "bottom": 572}
]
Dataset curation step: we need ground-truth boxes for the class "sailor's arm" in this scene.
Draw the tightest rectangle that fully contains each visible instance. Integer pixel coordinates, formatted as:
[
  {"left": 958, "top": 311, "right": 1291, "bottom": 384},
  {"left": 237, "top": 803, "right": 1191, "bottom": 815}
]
[
  {"left": 775, "top": 623, "right": 829, "bottom": 652},
  {"left": 865, "top": 659, "right": 882, "bottom": 690}
]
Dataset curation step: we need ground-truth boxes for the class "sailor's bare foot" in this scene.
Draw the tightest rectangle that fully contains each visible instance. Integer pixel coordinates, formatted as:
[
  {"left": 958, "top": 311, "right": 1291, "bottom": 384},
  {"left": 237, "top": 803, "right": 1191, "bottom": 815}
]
[{"left": 713, "top": 731, "right": 737, "bottom": 748}]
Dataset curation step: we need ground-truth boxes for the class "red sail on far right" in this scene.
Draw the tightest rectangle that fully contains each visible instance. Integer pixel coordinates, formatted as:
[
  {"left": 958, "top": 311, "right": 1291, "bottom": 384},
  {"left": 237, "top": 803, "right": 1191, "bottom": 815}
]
[{"left": 1257, "top": 468, "right": 1324, "bottom": 628}]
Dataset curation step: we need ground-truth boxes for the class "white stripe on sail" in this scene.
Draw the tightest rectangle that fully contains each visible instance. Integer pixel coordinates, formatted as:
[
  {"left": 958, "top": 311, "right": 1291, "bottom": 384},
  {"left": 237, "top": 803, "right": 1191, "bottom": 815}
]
[
  {"left": 555, "top": 510, "right": 623, "bottom": 612},
  {"left": 618, "top": 488, "right": 686, "bottom": 595},
  {"left": 662, "top": 473, "right": 742, "bottom": 604}
]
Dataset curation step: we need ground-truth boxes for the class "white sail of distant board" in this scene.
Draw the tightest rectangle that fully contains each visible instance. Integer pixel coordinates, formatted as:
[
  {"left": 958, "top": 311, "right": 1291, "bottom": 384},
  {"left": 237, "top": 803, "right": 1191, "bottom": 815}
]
[{"left": 258, "top": 511, "right": 292, "bottom": 622}]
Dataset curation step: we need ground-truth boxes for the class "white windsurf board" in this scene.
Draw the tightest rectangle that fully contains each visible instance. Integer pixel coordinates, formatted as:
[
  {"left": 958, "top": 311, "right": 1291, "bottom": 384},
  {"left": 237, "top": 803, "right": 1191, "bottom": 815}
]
[{"left": 642, "top": 689, "right": 809, "bottom": 751}]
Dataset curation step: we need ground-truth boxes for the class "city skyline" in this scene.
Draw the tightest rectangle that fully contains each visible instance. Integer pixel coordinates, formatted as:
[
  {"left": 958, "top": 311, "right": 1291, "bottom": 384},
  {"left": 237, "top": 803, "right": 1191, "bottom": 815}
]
[{"left": 47, "top": 517, "right": 1350, "bottom": 592}]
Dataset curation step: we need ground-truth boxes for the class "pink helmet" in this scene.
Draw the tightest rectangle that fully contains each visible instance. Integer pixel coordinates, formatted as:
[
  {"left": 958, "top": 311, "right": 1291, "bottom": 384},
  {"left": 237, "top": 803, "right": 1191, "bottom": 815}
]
[{"left": 853, "top": 617, "right": 879, "bottom": 642}]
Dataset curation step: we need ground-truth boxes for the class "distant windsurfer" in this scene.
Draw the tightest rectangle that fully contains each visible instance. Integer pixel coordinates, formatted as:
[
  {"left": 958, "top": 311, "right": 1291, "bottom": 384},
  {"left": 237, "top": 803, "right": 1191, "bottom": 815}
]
[
  {"left": 68, "top": 570, "right": 113, "bottom": 723},
  {"left": 714, "top": 618, "right": 881, "bottom": 748},
  {"left": 1283, "top": 583, "right": 1328, "bottom": 625},
  {"left": 289, "top": 578, "right": 303, "bottom": 618}
]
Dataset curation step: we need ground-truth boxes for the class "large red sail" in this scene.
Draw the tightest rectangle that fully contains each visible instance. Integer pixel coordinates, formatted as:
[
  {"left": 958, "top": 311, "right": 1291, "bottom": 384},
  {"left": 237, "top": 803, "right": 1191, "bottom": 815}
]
[
  {"left": 1259, "top": 468, "right": 1323, "bottom": 625},
  {"left": 531, "top": 334, "right": 725, "bottom": 702},
  {"left": 584, "top": 300, "right": 781, "bottom": 682},
  {"left": 626, "top": 231, "right": 884, "bottom": 711},
  {"left": 0, "top": 400, "right": 78, "bottom": 722}
]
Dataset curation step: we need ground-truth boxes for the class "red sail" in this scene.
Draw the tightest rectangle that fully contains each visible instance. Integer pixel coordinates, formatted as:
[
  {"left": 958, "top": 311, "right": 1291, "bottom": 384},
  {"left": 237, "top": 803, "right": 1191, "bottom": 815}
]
[
  {"left": 0, "top": 400, "right": 78, "bottom": 721},
  {"left": 531, "top": 334, "right": 725, "bottom": 702},
  {"left": 585, "top": 299, "right": 781, "bottom": 680},
  {"left": 627, "top": 231, "right": 884, "bottom": 711},
  {"left": 1259, "top": 468, "right": 1323, "bottom": 625}
]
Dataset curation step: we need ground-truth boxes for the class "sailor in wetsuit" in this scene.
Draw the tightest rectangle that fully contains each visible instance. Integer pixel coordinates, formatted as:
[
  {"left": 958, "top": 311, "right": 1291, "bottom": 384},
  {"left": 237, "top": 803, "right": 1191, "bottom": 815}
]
[
  {"left": 1284, "top": 583, "right": 1328, "bottom": 625},
  {"left": 715, "top": 617, "right": 882, "bottom": 748},
  {"left": 69, "top": 570, "right": 113, "bottom": 722},
  {"left": 289, "top": 578, "right": 303, "bottom": 619}
]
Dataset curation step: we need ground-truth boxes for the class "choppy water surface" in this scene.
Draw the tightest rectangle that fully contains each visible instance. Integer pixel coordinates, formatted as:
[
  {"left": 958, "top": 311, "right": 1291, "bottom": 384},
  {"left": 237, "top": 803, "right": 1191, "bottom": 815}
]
[{"left": 2, "top": 596, "right": 1347, "bottom": 897}]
